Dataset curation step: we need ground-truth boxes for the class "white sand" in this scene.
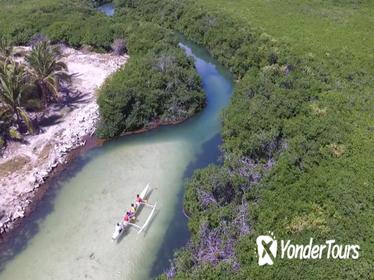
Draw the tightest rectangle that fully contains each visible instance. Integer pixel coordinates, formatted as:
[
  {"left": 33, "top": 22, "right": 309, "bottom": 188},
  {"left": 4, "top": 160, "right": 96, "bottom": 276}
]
[{"left": 0, "top": 46, "right": 128, "bottom": 234}]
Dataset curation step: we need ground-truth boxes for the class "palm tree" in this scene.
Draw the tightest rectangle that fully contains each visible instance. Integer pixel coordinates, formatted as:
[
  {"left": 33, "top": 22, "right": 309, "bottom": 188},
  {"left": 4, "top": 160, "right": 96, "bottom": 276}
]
[
  {"left": 0, "top": 58, "right": 33, "bottom": 133},
  {"left": 25, "top": 41, "right": 71, "bottom": 108}
]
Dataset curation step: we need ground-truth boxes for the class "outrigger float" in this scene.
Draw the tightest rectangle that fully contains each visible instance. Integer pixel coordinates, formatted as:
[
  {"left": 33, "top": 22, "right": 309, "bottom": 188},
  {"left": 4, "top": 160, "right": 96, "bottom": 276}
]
[{"left": 112, "top": 183, "right": 157, "bottom": 241}]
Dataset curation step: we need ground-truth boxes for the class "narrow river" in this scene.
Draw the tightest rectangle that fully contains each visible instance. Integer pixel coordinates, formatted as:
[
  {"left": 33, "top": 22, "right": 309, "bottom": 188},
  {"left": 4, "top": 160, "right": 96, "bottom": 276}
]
[{"left": 0, "top": 39, "right": 232, "bottom": 279}]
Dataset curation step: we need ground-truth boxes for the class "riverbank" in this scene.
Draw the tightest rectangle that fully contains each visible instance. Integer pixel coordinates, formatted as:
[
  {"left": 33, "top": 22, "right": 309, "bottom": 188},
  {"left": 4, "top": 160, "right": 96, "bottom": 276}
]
[{"left": 0, "top": 46, "right": 128, "bottom": 238}]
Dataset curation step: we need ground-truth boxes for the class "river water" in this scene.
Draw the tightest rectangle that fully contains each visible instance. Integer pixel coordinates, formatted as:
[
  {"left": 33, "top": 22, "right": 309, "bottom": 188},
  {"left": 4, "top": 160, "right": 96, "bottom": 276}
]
[
  {"left": 0, "top": 39, "right": 232, "bottom": 279},
  {"left": 97, "top": 3, "right": 115, "bottom": 16}
]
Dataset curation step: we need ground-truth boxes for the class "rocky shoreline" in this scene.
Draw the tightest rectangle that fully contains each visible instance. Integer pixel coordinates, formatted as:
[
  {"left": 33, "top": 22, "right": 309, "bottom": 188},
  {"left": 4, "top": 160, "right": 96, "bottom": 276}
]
[{"left": 0, "top": 47, "right": 128, "bottom": 239}]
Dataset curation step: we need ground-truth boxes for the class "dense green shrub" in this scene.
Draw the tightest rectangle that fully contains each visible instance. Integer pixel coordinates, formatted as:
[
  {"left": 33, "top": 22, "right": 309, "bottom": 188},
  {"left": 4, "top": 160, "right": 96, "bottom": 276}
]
[
  {"left": 91, "top": 0, "right": 111, "bottom": 7},
  {"left": 97, "top": 43, "right": 204, "bottom": 137},
  {"left": 123, "top": 0, "right": 374, "bottom": 278},
  {"left": 96, "top": 17, "right": 204, "bottom": 137},
  {"left": 0, "top": 0, "right": 114, "bottom": 49}
]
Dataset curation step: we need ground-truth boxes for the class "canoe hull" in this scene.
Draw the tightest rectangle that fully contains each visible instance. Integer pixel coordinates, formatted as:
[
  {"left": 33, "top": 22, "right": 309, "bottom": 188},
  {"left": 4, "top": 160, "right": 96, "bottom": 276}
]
[{"left": 112, "top": 183, "right": 150, "bottom": 241}]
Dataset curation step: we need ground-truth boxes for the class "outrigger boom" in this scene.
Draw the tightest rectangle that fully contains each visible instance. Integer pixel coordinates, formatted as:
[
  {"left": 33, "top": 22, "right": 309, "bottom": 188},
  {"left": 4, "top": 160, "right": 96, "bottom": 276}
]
[
  {"left": 128, "top": 223, "right": 141, "bottom": 230},
  {"left": 128, "top": 202, "right": 157, "bottom": 233},
  {"left": 138, "top": 202, "right": 157, "bottom": 234}
]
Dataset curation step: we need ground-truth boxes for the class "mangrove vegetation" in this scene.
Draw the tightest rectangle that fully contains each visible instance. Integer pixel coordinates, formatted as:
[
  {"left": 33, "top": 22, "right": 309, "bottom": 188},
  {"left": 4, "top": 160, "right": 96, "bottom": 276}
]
[
  {"left": 0, "top": 0, "right": 373, "bottom": 278},
  {"left": 119, "top": 0, "right": 374, "bottom": 278}
]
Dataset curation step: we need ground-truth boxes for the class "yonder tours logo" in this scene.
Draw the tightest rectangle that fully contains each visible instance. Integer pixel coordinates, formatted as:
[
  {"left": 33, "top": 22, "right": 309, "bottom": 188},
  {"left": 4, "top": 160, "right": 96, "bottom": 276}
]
[
  {"left": 256, "top": 233, "right": 360, "bottom": 266},
  {"left": 256, "top": 232, "right": 278, "bottom": 266}
]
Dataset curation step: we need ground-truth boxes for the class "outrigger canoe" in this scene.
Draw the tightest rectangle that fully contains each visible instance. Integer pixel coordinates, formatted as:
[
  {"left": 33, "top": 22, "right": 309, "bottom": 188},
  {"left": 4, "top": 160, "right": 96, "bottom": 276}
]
[{"left": 112, "top": 183, "right": 157, "bottom": 241}]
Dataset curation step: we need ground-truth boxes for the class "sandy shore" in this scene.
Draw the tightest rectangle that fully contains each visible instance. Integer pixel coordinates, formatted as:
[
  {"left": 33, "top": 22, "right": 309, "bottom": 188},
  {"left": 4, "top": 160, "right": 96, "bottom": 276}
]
[{"left": 0, "top": 46, "right": 128, "bottom": 237}]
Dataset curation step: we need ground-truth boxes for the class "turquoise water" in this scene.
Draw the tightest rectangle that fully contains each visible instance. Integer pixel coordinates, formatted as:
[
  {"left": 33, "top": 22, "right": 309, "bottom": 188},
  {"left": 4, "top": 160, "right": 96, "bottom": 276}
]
[
  {"left": 0, "top": 39, "right": 232, "bottom": 279},
  {"left": 97, "top": 3, "right": 115, "bottom": 16}
]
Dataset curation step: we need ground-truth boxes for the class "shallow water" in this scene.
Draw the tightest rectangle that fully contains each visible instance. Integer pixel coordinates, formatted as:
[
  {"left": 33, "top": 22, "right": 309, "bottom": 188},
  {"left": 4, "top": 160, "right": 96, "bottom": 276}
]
[{"left": 0, "top": 39, "right": 232, "bottom": 279}]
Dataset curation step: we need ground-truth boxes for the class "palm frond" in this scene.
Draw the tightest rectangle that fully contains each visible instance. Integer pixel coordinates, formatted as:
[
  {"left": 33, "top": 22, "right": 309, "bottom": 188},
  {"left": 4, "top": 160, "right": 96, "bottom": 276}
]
[
  {"left": 0, "top": 58, "right": 32, "bottom": 133},
  {"left": 26, "top": 40, "right": 71, "bottom": 106},
  {"left": 45, "top": 77, "right": 59, "bottom": 99},
  {"left": 16, "top": 107, "right": 33, "bottom": 133}
]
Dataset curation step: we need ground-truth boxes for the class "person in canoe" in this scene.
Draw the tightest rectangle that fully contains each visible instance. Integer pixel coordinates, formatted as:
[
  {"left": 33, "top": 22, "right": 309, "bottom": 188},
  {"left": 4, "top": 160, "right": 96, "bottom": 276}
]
[
  {"left": 115, "top": 222, "right": 123, "bottom": 233},
  {"left": 123, "top": 212, "right": 130, "bottom": 223},
  {"left": 127, "top": 208, "right": 136, "bottom": 221},
  {"left": 127, "top": 204, "right": 136, "bottom": 221},
  {"left": 135, "top": 194, "right": 145, "bottom": 207},
  {"left": 130, "top": 203, "right": 136, "bottom": 213}
]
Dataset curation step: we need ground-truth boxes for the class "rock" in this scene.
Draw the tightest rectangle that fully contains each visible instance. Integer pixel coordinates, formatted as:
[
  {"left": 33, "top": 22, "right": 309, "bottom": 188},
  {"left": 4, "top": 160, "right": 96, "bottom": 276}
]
[
  {"left": 0, "top": 215, "right": 10, "bottom": 226},
  {"left": 13, "top": 209, "right": 25, "bottom": 219}
]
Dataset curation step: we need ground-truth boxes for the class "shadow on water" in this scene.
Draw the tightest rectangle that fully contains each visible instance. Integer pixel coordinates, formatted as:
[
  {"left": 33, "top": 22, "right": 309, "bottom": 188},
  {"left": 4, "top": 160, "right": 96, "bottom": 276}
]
[
  {"left": 149, "top": 133, "right": 222, "bottom": 277},
  {"left": 0, "top": 149, "right": 101, "bottom": 273},
  {"left": 139, "top": 208, "right": 160, "bottom": 237}
]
